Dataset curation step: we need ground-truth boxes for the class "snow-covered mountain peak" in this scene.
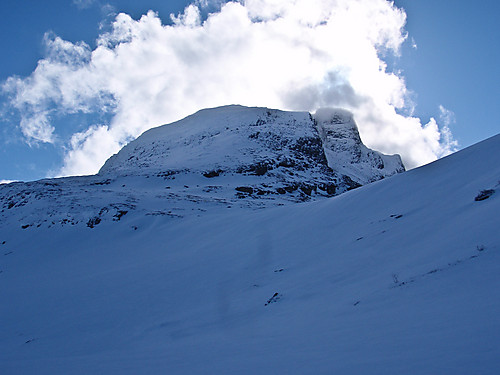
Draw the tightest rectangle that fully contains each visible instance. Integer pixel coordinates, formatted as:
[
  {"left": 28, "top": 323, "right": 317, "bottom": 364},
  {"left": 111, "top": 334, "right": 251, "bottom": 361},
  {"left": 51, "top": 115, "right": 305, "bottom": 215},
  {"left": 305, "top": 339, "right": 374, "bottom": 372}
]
[
  {"left": 0, "top": 105, "right": 404, "bottom": 230},
  {"left": 100, "top": 105, "right": 404, "bottom": 184},
  {"left": 99, "top": 105, "right": 319, "bottom": 176}
]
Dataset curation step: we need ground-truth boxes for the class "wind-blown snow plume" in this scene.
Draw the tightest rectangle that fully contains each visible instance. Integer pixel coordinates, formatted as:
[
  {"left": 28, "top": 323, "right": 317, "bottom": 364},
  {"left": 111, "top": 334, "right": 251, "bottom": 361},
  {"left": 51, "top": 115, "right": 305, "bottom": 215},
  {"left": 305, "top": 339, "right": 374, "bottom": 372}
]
[{"left": 2, "top": 0, "right": 456, "bottom": 176}]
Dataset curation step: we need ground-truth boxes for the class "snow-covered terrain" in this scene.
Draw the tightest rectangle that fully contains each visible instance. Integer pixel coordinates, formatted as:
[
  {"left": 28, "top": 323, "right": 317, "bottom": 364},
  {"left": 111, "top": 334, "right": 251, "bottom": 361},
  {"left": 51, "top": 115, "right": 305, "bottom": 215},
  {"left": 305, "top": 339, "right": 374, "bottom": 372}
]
[
  {"left": 100, "top": 105, "right": 403, "bottom": 185},
  {"left": 1, "top": 107, "right": 499, "bottom": 374},
  {"left": 0, "top": 106, "right": 403, "bottom": 229}
]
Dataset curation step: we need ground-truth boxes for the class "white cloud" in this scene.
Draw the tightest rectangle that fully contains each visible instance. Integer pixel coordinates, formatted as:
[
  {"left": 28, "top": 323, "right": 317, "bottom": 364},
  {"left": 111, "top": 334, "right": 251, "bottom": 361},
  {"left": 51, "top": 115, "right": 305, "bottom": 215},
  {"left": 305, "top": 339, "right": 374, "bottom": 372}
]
[
  {"left": 73, "top": 0, "right": 97, "bottom": 9},
  {"left": 411, "top": 37, "right": 418, "bottom": 49},
  {"left": 2, "top": 0, "right": 457, "bottom": 176},
  {"left": 439, "top": 104, "right": 456, "bottom": 127},
  {"left": 171, "top": 4, "right": 202, "bottom": 26},
  {"left": 438, "top": 105, "right": 459, "bottom": 154}
]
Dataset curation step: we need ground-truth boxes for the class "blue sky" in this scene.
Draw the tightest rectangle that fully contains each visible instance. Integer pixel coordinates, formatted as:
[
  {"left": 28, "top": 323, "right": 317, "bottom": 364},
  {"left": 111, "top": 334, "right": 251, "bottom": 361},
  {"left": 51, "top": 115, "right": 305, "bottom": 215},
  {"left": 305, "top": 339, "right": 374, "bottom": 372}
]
[{"left": 0, "top": 0, "right": 498, "bottom": 182}]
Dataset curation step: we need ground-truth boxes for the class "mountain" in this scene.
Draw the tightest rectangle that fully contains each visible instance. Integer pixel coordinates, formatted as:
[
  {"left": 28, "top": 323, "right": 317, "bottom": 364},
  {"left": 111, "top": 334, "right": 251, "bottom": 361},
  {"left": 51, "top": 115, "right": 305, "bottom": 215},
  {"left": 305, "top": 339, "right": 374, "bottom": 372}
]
[
  {"left": 1, "top": 107, "right": 499, "bottom": 374},
  {"left": 100, "top": 105, "right": 403, "bottom": 185},
  {"left": 0, "top": 105, "right": 403, "bottom": 229}
]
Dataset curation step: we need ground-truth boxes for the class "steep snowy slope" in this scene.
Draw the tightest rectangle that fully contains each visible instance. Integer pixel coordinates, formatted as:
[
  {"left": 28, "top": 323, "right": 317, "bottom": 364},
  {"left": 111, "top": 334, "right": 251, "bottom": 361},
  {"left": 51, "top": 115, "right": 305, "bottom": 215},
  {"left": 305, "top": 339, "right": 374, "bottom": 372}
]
[
  {"left": 0, "top": 106, "right": 403, "bottom": 229},
  {"left": 1, "top": 131, "right": 499, "bottom": 374}
]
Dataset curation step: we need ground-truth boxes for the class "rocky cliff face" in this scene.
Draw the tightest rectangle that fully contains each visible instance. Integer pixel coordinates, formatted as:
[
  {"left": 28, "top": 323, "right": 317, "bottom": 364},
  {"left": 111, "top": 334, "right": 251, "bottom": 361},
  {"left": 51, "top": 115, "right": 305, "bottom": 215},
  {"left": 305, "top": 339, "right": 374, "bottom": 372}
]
[
  {"left": 314, "top": 108, "right": 404, "bottom": 185},
  {"left": 1, "top": 105, "right": 404, "bottom": 229}
]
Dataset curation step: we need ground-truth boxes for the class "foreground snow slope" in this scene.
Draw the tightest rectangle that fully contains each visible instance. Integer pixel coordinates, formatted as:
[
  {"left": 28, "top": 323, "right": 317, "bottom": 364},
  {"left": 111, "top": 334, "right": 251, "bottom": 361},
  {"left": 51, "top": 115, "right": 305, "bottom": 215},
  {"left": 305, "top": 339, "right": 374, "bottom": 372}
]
[{"left": 1, "top": 134, "right": 499, "bottom": 374}]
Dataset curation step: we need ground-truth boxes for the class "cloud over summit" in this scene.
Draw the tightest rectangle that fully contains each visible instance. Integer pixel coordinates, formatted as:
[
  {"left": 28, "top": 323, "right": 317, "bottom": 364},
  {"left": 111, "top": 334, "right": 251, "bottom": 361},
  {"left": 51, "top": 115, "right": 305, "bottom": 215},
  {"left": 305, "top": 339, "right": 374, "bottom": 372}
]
[{"left": 2, "top": 0, "right": 456, "bottom": 176}]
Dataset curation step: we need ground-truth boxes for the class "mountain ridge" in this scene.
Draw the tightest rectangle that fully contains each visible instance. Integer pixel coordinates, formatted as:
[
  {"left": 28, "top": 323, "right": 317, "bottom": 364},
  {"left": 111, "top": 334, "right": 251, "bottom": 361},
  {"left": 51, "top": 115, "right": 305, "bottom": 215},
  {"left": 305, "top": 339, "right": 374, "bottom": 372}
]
[
  {"left": 100, "top": 105, "right": 404, "bottom": 185},
  {"left": 0, "top": 105, "right": 404, "bottom": 229}
]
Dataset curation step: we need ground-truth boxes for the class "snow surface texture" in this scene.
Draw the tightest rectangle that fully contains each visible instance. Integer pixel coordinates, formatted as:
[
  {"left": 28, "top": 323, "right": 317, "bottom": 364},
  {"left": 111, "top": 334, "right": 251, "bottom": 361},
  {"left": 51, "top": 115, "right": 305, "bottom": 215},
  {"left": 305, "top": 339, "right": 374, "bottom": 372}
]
[
  {"left": 1, "top": 108, "right": 499, "bottom": 374},
  {"left": 0, "top": 106, "right": 403, "bottom": 229}
]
